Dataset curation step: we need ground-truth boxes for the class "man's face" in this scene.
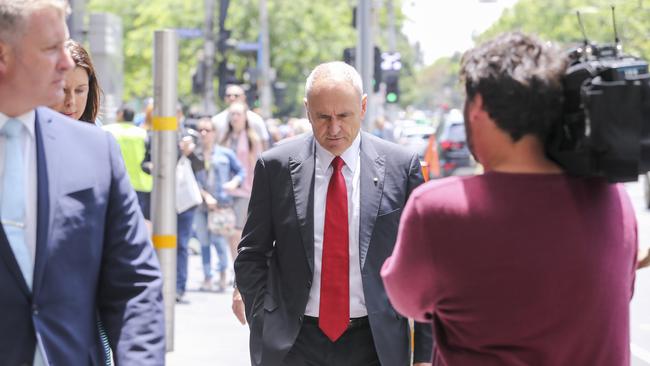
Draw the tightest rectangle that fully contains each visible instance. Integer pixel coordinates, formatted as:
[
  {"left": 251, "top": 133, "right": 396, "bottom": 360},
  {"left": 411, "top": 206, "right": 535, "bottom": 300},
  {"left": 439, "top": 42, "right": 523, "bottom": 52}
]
[
  {"left": 224, "top": 86, "right": 245, "bottom": 105},
  {"left": 305, "top": 80, "right": 366, "bottom": 156},
  {"left": 0, "top": 8, "right": 73, "bottom": 115}
]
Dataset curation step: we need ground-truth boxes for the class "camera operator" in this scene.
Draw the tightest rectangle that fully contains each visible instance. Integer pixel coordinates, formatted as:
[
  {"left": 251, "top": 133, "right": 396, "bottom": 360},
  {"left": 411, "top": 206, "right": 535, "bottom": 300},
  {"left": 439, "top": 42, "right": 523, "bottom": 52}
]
[{"left": 382, "top": 32, "right": 638, "bottom": 365}]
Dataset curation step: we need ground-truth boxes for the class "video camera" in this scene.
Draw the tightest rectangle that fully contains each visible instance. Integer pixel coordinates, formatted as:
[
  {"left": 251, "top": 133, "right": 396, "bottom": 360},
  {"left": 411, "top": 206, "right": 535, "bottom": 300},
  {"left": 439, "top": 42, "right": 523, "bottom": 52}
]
[{"left": 546, "top": 6, "right": 650, "bottom": 182}]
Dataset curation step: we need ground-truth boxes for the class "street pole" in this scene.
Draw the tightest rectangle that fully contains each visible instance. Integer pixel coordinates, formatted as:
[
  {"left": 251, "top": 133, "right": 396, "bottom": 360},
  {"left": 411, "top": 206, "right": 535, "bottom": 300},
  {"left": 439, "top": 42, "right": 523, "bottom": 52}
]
[
  {"left": 357, "top": 0, "right": 374, "bottom": 131},
  {"left": 386, "top": 0, "right": 398, "bottom": 124},
  {"left": 258, "top": 0, "right": 273, "bottom": 119},
  {"left": 88, "top": 13, "right": 123, "bottom": 124},
  {"left": 203, "top": 0, "right": 217, "bottom": 116},
  {"left": 152, "top": 29, "right": 178, "bottom": 352},
  {"left": 67, "top": 0, "right": 86, "bottom": 42}
]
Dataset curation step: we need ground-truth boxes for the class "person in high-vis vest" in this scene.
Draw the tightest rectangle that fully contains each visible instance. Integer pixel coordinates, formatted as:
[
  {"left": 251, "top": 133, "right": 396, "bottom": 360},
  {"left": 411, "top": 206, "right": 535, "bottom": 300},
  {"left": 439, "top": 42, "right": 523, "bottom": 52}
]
[{"left": 103, "top": 106, "right": 153, "bottom": 223}]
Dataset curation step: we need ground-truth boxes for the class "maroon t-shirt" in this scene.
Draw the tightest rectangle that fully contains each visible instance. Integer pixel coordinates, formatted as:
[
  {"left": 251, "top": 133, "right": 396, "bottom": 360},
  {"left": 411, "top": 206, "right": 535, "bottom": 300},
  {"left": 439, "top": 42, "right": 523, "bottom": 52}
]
[{"left": 382, "top": 172, "right": 637, "bottom": 366}]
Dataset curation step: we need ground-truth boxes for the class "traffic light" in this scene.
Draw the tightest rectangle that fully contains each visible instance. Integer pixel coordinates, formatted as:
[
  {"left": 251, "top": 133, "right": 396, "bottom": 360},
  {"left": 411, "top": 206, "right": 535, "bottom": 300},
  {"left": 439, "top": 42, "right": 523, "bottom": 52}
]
[
  {"left": 343, "top": 47, "right": 355, "bottom": 66},
  {"left": 381, "top": 52, "right": 401, "bottom": 103},
  {"left": 343, "top": 46, "right": 381, "bottom": 93},
  {"left": 373, "top": 46, "right": 381, "bottom": 93},
  {"left": 217, "top": 29, "right": 237, "bottom": 53},
  {"left": 191, "top": 60, "right": 206, "bottom": 95},
  {"left": 384, "top": 73, "right": 399, "bottom": 104},
  {"left": 273, "top": 81, "right": 287, "bottom": 110},
  {"left": 217, "top": 60, "right": 239, "bottom": 99}
]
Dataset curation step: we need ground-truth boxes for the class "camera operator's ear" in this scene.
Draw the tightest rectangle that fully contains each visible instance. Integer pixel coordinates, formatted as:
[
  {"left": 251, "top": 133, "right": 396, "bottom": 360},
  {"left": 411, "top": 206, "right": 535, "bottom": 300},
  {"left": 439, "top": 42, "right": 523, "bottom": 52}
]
[{"left": 467, "top": 93, "right": 488, "bottom": 124}]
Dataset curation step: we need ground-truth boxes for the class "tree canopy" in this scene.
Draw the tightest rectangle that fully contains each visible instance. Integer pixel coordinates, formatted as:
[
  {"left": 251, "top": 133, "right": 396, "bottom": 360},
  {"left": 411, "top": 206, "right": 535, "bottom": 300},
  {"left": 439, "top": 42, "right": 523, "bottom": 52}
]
[
  {"left": 479, "top": 0, "right": 650, "bottom": 58},
  {"left": 87, "top": 0, "right": 416, "bottom": 116},
  {"left": 411, "top": 0, "right": 650, "bottom": 111}
]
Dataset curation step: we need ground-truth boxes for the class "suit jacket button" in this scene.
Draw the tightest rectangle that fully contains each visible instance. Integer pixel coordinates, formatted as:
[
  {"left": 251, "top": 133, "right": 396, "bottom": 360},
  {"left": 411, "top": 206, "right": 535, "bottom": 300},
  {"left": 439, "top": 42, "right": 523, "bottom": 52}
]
[
  {"left": 306, "top": 280, "right": 311, "bottom": 288},
  {"left": 298, "top": 315, "right": 303, "bottom": 322},
  {"left": 32, "top": 304, "right": 39, "bottom": 315}
]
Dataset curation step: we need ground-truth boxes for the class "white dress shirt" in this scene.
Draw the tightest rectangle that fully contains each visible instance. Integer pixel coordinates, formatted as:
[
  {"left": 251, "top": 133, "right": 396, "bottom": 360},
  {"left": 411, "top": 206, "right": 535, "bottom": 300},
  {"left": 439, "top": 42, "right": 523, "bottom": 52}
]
[
  {"left": 0, "top": 111, "right": 38, "bottom": 268},
  {"left": 305, "top": 132, "right": 367, "bottom": 318}
]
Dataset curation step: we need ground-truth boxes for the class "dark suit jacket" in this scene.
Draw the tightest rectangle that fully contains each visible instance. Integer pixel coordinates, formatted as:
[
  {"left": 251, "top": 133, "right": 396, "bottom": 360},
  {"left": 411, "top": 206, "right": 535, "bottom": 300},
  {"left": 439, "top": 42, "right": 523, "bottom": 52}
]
[
  {"left": 235, "top": 132, "right": 432, "bottom": 366},
  {"left": 0, "top": 107, "right": 165, "bottom": 365}
]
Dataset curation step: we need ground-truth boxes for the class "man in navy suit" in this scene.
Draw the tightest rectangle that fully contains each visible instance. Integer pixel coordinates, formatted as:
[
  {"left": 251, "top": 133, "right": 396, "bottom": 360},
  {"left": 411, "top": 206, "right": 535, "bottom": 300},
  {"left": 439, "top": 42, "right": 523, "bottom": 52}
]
[
  {"left": 0, "top": 1, "right": 165, "bottom": 365},
  {"left": 235, "top": 61, "right": 432, "bottom": 365}
]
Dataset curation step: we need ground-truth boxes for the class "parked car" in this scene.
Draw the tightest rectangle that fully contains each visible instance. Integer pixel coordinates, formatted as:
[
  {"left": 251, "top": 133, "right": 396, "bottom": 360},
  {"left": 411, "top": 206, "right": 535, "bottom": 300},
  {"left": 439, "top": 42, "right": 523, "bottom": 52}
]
[
  {"left": 436, "top": 110, "right": 474, "bottom": 176},
  {"left": 393, "top": 123, "right": 439, "bottom": 180},
  {"left": 396, "top": 124, "right": 435, "bottom": 160}
]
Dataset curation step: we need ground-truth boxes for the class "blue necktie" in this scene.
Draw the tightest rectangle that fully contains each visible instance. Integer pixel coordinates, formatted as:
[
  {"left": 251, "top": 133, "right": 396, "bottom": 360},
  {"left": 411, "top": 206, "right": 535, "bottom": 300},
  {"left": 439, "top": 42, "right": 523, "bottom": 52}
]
[
  {"left": 1, "top": 120, "right": 47, "bottom": 366},
  {"left": 1, "top": 118, "right": 32, "bottom": 289}
]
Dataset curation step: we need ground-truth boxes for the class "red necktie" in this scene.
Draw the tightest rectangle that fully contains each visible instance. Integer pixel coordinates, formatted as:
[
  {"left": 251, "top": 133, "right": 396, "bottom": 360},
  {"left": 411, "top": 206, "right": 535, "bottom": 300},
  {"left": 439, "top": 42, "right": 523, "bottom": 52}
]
[{"left": 319, "top": 156, "right": 350, "bottom": 341}]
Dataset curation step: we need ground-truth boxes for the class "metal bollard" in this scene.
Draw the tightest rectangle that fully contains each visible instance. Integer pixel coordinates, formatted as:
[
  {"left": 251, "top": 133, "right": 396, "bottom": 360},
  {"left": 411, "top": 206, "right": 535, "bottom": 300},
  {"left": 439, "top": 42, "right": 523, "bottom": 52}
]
[{"left": 151, "top": 29, "right": 178, "bottom": 352}]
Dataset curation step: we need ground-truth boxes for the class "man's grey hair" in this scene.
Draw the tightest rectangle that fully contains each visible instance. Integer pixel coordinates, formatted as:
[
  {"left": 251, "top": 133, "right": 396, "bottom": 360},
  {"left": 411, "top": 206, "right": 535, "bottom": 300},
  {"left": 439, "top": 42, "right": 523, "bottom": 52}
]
[
  {"left": 305, "top": 61, "right": 364, "bottom": 100},
  {"left": 0, "top": 0, "right": 70, "bottom": 43}
]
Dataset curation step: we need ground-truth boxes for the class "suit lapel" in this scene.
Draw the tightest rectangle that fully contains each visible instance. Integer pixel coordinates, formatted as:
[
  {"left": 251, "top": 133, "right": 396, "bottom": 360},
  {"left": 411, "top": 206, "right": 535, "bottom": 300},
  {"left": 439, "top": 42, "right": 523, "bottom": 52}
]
[
  {"left": 289, "top": 136, "right": 316, "bottom": 275},
  {"left": 31, "top": 108, "right": 54, "bottom": 296},
  {"left": 359, "top": 133, "right": 385, "bottom": 269},
  {"left": 0, "top": 225, "right": 31, "bottom": 296}
]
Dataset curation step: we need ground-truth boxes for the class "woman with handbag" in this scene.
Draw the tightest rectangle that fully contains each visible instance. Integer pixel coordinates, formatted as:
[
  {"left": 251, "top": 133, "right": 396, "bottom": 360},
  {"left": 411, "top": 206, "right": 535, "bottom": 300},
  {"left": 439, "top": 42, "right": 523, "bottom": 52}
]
[
  {"left": 221, "top": 101, "right": 263, "bottom": 325},
  {"left": 140, "top": 105, "right": 204, "bottom": 303},
  {"left": 194, "top": 118, "right": 245, "bottom": 292},
  {"left": 221, "top": 102, "right": 262, "bottom": 266}
]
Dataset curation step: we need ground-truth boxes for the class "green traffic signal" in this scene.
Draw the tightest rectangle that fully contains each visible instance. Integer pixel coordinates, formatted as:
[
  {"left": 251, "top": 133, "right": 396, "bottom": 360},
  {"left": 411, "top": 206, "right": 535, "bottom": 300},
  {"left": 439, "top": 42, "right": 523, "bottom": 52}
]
[{"left": 386, "top": 92, "right": 398, "bottom": 103}]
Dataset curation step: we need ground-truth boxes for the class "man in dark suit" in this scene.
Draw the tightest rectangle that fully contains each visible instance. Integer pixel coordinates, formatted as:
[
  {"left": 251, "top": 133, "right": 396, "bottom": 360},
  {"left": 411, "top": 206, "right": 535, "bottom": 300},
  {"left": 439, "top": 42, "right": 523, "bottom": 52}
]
[
  {"left": 0, "top": 1, "right": 164, "bottom": 364},
  {"left": 235, "top": 61, "right": 432, "bottom": 366}
]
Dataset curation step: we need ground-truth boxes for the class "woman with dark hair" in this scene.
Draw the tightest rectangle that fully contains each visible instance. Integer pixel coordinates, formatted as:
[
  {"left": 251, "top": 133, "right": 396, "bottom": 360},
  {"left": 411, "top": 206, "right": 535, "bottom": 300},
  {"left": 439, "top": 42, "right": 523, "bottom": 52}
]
[
  {"left": 51, "top": 39, "right": 101, "bottom": 123},
  {"left": 49, "top": 39, "right": 111, "bottom": 365},
  {"left": 220, "top": 101, "right": 262, "bottom": 253},
  {"left": 220, "top": 101, "right": 262, "bottom": 324}
]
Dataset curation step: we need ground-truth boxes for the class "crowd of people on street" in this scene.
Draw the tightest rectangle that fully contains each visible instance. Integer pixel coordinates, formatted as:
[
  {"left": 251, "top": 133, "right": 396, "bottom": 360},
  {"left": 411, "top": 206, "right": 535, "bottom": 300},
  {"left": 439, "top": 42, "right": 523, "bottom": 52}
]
[{"left": 2, "top": 1, "right": 650, "bottom": 365}]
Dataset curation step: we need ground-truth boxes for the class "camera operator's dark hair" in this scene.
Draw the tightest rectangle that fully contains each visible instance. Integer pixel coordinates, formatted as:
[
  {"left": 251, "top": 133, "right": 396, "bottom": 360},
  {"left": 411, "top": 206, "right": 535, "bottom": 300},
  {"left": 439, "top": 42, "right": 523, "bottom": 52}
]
[{"left": 460, "top": 32, "right": 567, "bottom": 142}]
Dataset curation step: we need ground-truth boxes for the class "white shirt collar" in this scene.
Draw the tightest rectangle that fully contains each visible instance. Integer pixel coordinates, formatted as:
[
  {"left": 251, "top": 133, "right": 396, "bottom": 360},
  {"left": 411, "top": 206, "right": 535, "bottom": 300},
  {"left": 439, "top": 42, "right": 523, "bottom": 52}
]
[
  {"left": 314, "top": 132, "right": 361, "bottom": 173},
  {"left": 0, "top": 110, "right": 36, "bottom": 138}
]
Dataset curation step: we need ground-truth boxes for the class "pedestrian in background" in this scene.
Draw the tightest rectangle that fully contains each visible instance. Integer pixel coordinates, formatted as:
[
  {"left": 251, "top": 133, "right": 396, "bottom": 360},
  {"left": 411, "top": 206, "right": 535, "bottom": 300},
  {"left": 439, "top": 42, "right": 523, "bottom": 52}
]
[
  {"left": 212, "top": 84, "right": 270, "bottom": 150},
  {"left": 103, "top": 105, "right": 152, "bottom": 229},
  {"left": 140, "top": 105, "right": 203, "bottom": 302},
  {"left": 220, "top": 101, "right": 262, "bottom": 323},
  {"left": 174, "top": 106, "right": 203, "bottom": 303},
  {"left": 0, "top": 0, "right": 165, "bottom": 364},
  {"left": 49, "top": 39, "right": 101, "bottom": 125},
  {"left": 234, "top": 61, "right": 432, "bottom": 366},
  {"left": 221, "top": 101, "right": 261, "bottom": 259},
  {"left": 372, "top": 115, "right": 395, "bottom": 142},
  {"left": 49, "top": 37, "right": 114, "bottom": 365},
  {"left": 194, "top": 117, "right": 244, "bottom": 292},
  {"left": 382, "top": 32, "right": 638, "bottom": 365}
]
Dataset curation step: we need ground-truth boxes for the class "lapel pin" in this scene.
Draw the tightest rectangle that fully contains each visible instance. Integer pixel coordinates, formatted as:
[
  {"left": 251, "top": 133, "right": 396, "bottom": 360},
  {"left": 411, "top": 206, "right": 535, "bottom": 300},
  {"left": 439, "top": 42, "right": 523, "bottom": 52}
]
[{"left": 373, "top": 177, "right": 378, "bottom": 186}]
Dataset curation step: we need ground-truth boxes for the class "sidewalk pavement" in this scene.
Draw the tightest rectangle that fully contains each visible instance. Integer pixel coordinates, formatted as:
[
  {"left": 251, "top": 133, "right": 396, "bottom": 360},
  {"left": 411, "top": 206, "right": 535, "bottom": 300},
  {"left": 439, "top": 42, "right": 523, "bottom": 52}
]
[{"left": 166, "top": 239, "right": 250, "bottom": 366}]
